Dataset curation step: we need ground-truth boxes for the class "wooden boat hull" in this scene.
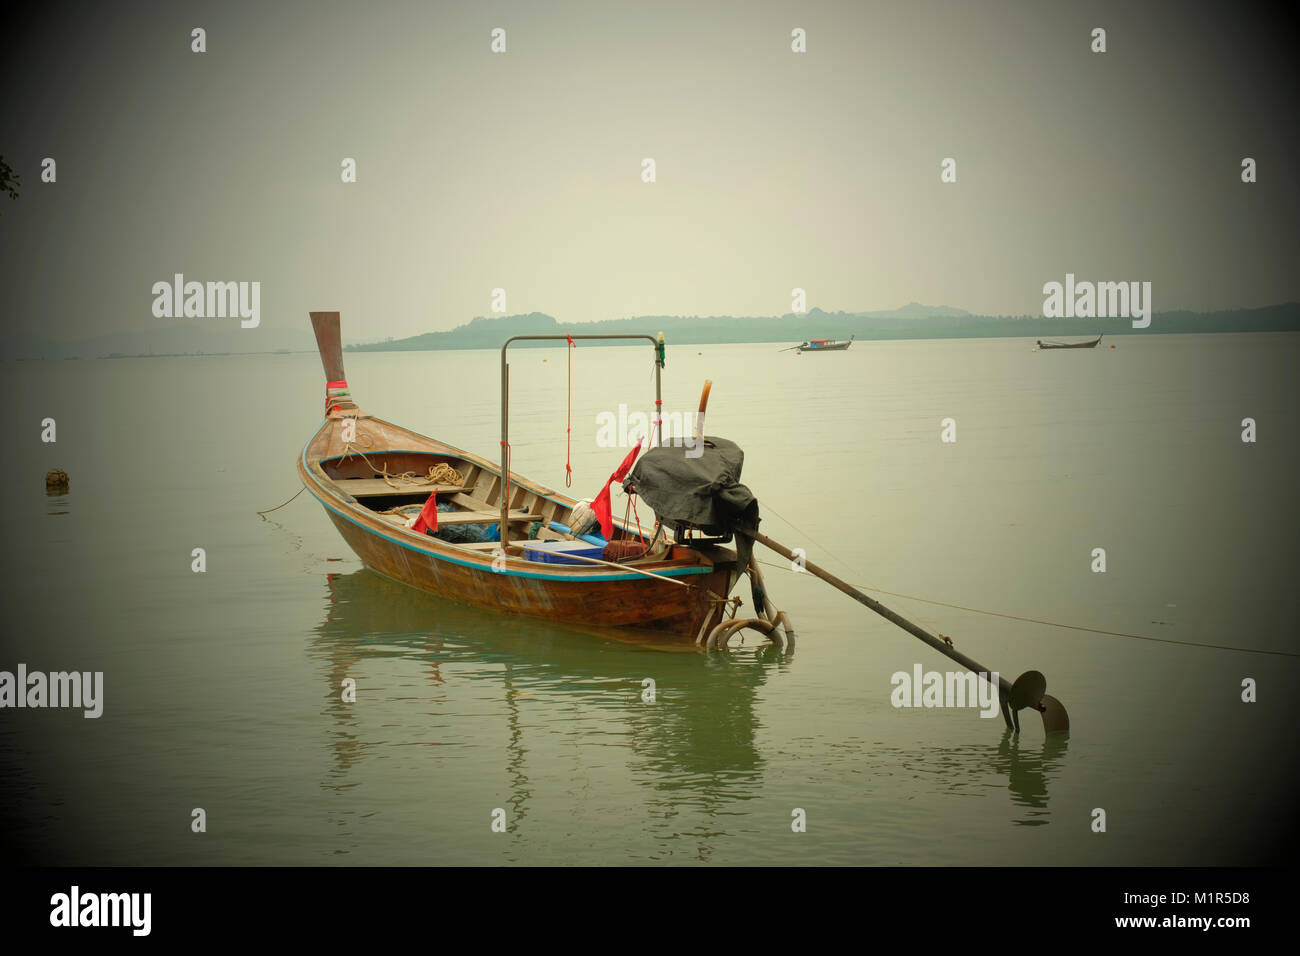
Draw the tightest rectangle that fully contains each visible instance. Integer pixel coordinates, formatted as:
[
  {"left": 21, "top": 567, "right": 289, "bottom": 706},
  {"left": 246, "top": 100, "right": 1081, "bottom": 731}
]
[
  {"left": 299, "top": 413, "right": 741, "bottom": 641},
  {"left": 1036, "top": 334, "right": 1103, "bottom": 349},
  {"left": 320, "top": 505, "right": 733, "bottom": 635}
]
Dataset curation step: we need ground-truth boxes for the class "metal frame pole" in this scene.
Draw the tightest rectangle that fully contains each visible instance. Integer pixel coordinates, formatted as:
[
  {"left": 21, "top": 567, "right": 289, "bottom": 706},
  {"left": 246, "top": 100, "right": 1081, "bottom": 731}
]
[{"left": 499, "top": 333, "right": 664, "bottom": 542}]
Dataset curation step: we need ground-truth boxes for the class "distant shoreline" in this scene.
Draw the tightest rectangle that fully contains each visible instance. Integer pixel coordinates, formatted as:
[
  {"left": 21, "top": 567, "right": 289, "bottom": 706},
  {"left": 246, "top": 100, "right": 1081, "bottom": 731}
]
[
  {"left": 347, "top": 304, "right": 1300, "bottom": 354},
  {"left": 6, "top": 304, "right": 1297, "bottom": 360}
]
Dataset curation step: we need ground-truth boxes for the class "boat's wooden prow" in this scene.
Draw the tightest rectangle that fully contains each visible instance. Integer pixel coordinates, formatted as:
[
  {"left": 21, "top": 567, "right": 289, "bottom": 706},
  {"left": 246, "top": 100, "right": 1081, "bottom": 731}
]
[
  {"left": 310, "top": 312, "right": 346, "bottom": 381},
  {"left": 310, "top": 311, "right": 362, "bottom": 417}
]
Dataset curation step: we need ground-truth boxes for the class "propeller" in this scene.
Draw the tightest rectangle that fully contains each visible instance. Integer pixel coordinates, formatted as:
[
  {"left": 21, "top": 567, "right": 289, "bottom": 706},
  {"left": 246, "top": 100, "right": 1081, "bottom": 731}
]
[
  {"left": 1009, "top": 670, "right": 1046, "bottom": 711},
  {"left": 1040, "top": 694, "right": 1070, "bottom": 735},
  {"left": 1006, "top": 670, "right": 1070, "bottom": 735}
]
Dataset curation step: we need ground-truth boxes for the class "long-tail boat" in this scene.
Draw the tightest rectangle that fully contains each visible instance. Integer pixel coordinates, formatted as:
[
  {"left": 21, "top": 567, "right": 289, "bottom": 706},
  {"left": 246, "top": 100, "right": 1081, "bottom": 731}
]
[
  {"left": 1036, "top": 334, "right": 1102, "bottom": 350},
  {"left": 299, "top": 312, "right": 762, "bottom": 643},
  {"left": 794, "top": 335, "right": 854, "bottom": 353},
  {"left": 296, "top": 312, "right": 1067, "bottom": 733}
]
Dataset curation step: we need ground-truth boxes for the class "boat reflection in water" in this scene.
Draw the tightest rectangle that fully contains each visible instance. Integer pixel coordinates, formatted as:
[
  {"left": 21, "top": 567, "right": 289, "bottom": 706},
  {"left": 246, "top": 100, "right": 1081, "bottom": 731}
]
[
  {"left": 309, "top": 569, "right": 1068, "bottom": 860},
  {"left": 309, "top": 568, "right": 787, "bottom": 856},
  {"left": 871, "top": 732, "right": 1069, "bottom": 828},
  {"left": 994, "top": 732, "right": 1069, "bottom": 825}
]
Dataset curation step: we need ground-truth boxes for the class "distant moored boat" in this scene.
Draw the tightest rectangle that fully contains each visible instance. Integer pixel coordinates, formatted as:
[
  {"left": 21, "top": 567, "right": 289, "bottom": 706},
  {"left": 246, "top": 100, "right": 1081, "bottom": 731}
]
[
  {"left": 793, "top": 335, "right": 854, "bottom": 353},
  {"left": 1036, "top": 334, "right": 1103, "bottom": 350}
]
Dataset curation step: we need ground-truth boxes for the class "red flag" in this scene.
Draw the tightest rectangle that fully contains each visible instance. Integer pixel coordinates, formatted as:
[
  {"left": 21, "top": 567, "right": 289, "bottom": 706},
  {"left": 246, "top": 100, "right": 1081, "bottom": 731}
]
[
  {"left": 592, "top": 442, "right": 643, "bottom": 539},
  {"left": 411, "top": 490, "right": 439, "bottom": 534}
]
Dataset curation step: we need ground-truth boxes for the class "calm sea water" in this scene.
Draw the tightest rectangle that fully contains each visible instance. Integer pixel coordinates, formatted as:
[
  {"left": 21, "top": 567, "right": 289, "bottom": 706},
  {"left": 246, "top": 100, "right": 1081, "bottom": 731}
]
[{"left": 2, "top": 333, "right": 1297, "bottom": 865}]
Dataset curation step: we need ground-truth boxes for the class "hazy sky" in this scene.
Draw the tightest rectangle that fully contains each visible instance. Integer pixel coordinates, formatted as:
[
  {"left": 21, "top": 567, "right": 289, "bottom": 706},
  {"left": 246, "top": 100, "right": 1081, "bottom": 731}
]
[{"left": 1, "top": 0, "right": 1296, "bottom": 344}]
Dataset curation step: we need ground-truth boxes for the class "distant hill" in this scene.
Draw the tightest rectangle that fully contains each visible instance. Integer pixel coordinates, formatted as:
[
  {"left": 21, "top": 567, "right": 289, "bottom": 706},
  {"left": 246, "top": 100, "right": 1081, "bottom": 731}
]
[
  {"left": 347, "top": 303, "right": 1300, "bottom": 352},
  {"left": 775, "top": 304, "right": 972, "bottom": 321},
  {"left": 854, "top": 302, "right": 973, "bottom": 319},
  {"left": 6, "top": 303, "right": 1298, "bottom": 360}
]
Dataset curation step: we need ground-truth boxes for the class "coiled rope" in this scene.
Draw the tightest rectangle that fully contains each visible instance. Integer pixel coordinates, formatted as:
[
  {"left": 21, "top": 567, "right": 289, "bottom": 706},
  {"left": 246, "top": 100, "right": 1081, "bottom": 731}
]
[{"left": 380, "top": 462, "right": 466, "bottom": 489}]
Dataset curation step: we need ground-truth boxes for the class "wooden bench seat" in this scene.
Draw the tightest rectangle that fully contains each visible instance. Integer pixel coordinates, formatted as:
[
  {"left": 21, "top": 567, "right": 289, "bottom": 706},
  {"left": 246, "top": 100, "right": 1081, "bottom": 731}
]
[
  {"left": 333, "top": 478, "right": 474, "bottom": 498},
  {"left": 377, "top": 508, "right": 533, "bottom": 527},
  {"left": 439, "top": 509, "right": 534, "bottom": 526}
]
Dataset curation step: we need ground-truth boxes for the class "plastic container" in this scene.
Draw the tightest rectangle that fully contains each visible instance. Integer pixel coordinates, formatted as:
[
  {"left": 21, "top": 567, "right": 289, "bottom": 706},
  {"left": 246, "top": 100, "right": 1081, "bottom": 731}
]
[
  {"left": 546, "top": 521, "right": 607, "bottom": 548},
  {"left": 520, "top": 540, "right": 607, "bottom": 566}
]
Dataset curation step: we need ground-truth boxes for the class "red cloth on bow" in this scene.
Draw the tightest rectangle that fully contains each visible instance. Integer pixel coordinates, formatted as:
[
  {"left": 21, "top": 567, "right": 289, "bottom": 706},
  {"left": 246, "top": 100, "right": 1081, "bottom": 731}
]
[
  {"left": 411, "top": 491, "right": 439, "bottom": 534},
  {"left": 592, "top": 442, "right": 643, "bottom": 539}
]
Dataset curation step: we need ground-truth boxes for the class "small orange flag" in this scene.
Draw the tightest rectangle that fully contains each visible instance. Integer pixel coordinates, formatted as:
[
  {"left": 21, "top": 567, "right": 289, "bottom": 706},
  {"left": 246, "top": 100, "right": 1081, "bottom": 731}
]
[{"left": 411, "top": 491, "right": 439, "bottom": 533}]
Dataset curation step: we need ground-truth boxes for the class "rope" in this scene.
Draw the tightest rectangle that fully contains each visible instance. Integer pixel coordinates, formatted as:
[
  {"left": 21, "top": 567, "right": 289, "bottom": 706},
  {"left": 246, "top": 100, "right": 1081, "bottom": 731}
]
[
  {"left": 257, "top": 485, "right": 305, "bottom": 516},
  {"left": 752, "top": 556, "right": 1296, "bottom": 659},
  {"left": 346, "top": 448, "right": 387, "bottom": 476},
  {"left": 379, "top": 462, "right": 465, "bottom": 490},
  {"left": 325, "top": 380, "right": 356, "bottom": 415},
  {"left": 338, "top": 425, "right": 382, "bottom": 473},
  {"left": 757, "top": 507, "right": 1298, "bottom": 660},
  {"left": 565, "top": 335, "right": 575, "bottom": 488},
  {"left": 337, "top": 425, "right": 466, "bottom": 495},
  {"left": 622, "top": 489, "right": 645, "bottom": 543},
  {"left": 762, "top": 500, "right": 859, "bottom": 578}
]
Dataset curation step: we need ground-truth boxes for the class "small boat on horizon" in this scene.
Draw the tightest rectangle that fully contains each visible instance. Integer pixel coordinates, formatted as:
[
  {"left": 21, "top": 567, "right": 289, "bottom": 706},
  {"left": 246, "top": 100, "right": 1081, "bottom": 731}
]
[
  {"left": 1036, "top": 334, "right": 1103, "bottom": 350},
  {"left": 787, "top": 335, "right": 854, "bottom": 353}
]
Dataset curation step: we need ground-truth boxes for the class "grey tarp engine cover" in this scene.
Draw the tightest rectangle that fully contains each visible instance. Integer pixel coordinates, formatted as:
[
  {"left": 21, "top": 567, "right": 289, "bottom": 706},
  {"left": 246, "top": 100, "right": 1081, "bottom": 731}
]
[{"left": 623, "top": 436, "right": 760, "bottom": 573}]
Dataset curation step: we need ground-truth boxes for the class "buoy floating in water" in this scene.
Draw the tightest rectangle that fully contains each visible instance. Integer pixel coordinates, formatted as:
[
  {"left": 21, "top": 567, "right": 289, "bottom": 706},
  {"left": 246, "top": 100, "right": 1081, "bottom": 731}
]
[{"left": 45, "top": 469, "right": 69, "bottom": 494}]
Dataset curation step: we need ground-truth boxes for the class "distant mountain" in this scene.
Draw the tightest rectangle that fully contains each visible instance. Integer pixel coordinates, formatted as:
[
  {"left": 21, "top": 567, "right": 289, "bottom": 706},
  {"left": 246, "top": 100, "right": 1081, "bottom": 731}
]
[
  {"left": 363, "top": 312, "right": 564, "bottom": 353},
  {"left": 6, "top": 303, "right": 1299, "bottom": 360},
  {"left": 348, "top": 303, "right": 1300, "bottom": 352},
  {"left": 796, "top": 303, "right": 972, "bottom": 320},
  {"left": 346, "top": 303, "right": 989, "bottom": 354},
  {"left": 869, "top": 302, "right": 973, "bottom": 318}
]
